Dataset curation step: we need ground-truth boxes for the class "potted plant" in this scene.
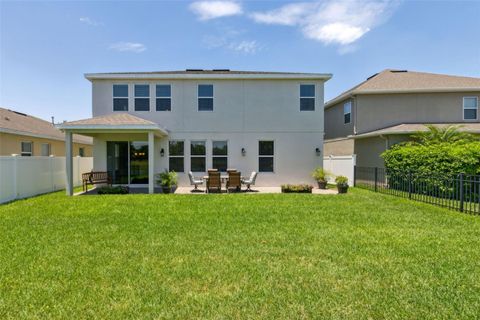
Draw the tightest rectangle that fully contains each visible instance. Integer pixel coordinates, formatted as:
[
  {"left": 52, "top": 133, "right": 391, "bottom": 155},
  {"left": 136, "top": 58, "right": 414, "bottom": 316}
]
[
  {"left": 335, "top": 176, "right": 349, "bottom": 194},
  {"left": 312, "top": 167, "right": 331, "bottom": 189},
  {"left": 156, "top": 170, "right": 178, "bottom": 194}
]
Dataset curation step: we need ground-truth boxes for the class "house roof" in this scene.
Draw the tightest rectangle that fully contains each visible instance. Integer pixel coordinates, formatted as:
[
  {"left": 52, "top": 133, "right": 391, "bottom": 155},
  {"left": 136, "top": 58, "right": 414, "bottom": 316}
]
[
  {"left": 0, "top": 107, "right": 92, "bottom": 144},
  {"left": 352, "top": 123, "right": 480, "bottom": 139},
  {"left": 85, "top": 69, "right": 332, "bottom": 81},
  {"left": 57, "top": 113, "right": 168, "bottom": 135},
  {"left": 325, "top": 70, "right": 480, "bottom": 108}
]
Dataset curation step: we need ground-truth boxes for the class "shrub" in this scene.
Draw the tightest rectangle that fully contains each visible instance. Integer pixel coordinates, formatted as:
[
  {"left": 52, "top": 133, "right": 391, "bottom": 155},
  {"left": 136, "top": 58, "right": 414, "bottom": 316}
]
[
  {"left": 156, "top": 170, "right": 178, "bottom": 188},
  {"left": 335, "top": 176, "right": 348, "bottom": 185},
  {"left": 281, "top": 184, "right": 313, "bottom": 193},
  {"left": 381, "top": 141, "right": 480, "bottom": 176},
  {"left": 97, "top": 186, "right": 129, "bottom": 195},
  {"left": 311, "top": 167, "right": 331, "bottom": 181}
]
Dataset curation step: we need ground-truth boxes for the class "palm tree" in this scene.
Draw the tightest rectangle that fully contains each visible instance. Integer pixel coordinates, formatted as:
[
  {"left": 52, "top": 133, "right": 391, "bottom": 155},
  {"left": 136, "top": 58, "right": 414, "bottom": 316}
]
[{"left": 412, "top": 124, "right": 477, "bottom": 144}]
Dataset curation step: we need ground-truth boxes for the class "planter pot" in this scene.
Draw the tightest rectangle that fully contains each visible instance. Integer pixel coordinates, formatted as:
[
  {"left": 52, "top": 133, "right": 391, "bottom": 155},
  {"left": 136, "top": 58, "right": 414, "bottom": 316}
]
[
  {"left": 317, "top": 180, "right": 328, "bottom": 189},
  {"left": 337, "top": 184, "right": 349, "bottom": 194},
  {"left": 162, "top": 186, "right": 172, "bottom": 194}
]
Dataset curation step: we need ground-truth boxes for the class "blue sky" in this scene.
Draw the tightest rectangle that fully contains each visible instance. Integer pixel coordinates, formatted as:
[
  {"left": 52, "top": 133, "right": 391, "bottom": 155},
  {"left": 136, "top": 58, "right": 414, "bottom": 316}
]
[{"left": 1, "top": 0, "right": 479, "bottom": 122}]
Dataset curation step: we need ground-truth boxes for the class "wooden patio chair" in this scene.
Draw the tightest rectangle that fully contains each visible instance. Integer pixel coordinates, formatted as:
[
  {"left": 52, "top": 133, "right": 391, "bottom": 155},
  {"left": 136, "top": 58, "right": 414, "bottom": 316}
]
[
  {"left": 226, "top": 171, "right": 241, "bottom": 192},
  {"left": 206, "top": 171, "right": 221, "bottom": 193}
]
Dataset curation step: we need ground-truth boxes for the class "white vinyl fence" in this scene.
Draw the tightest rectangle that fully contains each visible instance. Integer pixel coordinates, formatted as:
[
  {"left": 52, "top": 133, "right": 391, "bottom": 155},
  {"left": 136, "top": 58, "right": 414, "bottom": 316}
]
[
  {"left": 323, "top": 155, "right": 356, "bottom": 186},
  {"left": 0, "top": 156, "right": 93, "bottom": 204}
]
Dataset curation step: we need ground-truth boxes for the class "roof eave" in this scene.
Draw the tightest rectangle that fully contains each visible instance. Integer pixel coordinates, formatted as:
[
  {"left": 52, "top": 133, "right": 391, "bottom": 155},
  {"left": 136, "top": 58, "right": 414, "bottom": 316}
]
[
  {"left": 84, "top": 73, "right": 333, "bottom": 81},
  {"left": 0, "top": 127, "right": 92, "bottom": 144},
  {"left": 56, "top": 124, "right": 169, "bottom": 136}
]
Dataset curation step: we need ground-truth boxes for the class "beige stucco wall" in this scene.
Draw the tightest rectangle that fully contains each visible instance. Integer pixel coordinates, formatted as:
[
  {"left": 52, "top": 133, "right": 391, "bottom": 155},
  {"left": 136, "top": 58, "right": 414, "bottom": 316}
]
[
  {"left": 324, "top": 98, "right": 355, "bottom": 139},
  {"left": 356, "top": 92, "right": 480, "bottom": 134},
  {"left": 354, "top": 134, "right": 411, "bottom": 168},
  {"left": 324, "top": 138, "right": 354, "bottom": 156},
  {"left": 0, "top": 132, "right": 92, "bottom": 157}
]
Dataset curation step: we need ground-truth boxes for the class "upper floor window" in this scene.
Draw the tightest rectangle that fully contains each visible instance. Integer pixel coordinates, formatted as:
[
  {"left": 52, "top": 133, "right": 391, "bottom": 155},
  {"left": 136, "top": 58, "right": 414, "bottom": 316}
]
[
  {"left": 21, "top": 141, "right": 32, "bottom": 156},
  {"left": 300, "top": 84, "right": 315, "bottom": 111},
  {"left": 135, "top": 84, "right": 150, "bottom": 111},
  {"left": 463, "top": 97, "right": 478, "bottom": 120},
  {"left": 198, "top": 84, "right": 213, "bottom": 111},
  {"left": 212, "top": 140, "right": 228, "bottom": 172},
  {"left": 156, "top": 85, "right": 171, "bottom": 111},
  {"left": 344, "top": 101, "right": 352, "bottom": 124},
  {"left": 259, "top": 141, "right": 274, "bottom": 172},
  {"left": 113, "top": 84, "right": 128, "bottom": 111},
  {"left": 41, "top": 143, "right": 51, "bottom": 156},
  {"left": 169, "top": 140, "right": 184, "bottom": 172}
]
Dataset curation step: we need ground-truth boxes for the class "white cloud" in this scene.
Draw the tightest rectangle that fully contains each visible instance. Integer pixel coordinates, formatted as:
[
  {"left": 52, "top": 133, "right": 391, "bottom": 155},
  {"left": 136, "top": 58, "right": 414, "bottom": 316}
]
[
  {"left": 109, "top": 42, "right": 146, "bottom": 53},
  {"left": 190, "top": 1, "right": 243, "bottom": 20},
  {"left": 251, "top": 0, "right": 399, "bottom": 47},
  {"left": 228, "top": 40, "right": 259, "bottom": 54},
  {"left": 79, "top": 17, "right": 102, "bottom": 26}
]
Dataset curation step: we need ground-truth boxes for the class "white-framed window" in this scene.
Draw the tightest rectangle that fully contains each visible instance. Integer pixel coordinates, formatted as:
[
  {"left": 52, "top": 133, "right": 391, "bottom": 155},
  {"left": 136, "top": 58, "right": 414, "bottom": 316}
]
[
  {"left": 198, "top": 84, "right": 213, "bottom": 111},
  {"left": 21, "top": 141, "right": 32, "bottom": 156},
  {"left": 113, "top": 84, "right": 128, "bottom": 111},
  {"left": 156, "top": 84, "right": 171, "bottom": 111},
  {"left": 463, "top": 97, "right": 478, "bottom": 120},
  {"left": 300, "top": 84, "right": 315, "bottom": 111},
  {"left": 41, "top": 143, "right": 51, "bottom": 156},
  {"left": 134, "top": 84, "right": 150, "bottom": 111},
  {"left": 190, "top": 140, "right": 206, "bottom": 172},
  {"left": 212, "top": 140, "right": 228, "bottom": 172},
  {"left": 344, "top": 101, "right": 352, "bottom": 124},
  {"left": 258, "top": 140, "right": 274, "bottom": 172},
  {"left": 168, "top": 140, "right": 184, "bottom": 172},
  {"left": 79, "top": 147, "right": 85, "bottom": 157}
]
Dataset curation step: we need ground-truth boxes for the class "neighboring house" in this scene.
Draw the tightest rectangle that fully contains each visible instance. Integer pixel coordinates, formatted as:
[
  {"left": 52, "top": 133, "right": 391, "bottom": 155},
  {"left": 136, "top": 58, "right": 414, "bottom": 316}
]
[
  {"left": 324, "top": 70, "right": 480, "bottom": 167},
  {"left": 0, "top": 107, "right": 92, "bottom": 157},
  {"left": 58, "top": 69, "right": 332, "bottom": 194}
]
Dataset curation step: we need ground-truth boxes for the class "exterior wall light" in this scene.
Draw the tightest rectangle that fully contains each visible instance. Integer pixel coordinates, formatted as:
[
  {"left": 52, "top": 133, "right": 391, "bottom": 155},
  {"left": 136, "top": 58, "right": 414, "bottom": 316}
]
[
  {"left": 315, "top": 148, "right": 321, "bottom": 156},
  {"left": 160, "top": 148, "right": 165, "bottom": 157},
  {"left": 241, "top": 148, "right": 246, "bottom": 156}
]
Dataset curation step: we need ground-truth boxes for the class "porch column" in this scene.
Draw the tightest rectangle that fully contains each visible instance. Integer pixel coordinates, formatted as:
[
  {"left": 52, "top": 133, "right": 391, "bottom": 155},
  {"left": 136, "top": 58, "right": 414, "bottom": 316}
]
[
  {"left": 65, "top": 131, "right": 73, "bottom": 196},
  {"left": 148, "top": 131, "right": 154, "bottom": 194}
]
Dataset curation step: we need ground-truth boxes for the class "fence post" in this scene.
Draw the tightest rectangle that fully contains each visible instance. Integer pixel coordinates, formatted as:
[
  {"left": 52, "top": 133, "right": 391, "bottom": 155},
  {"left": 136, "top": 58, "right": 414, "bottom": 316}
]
[
  {"left": 374, "top": 167, "right": 378, "bottom": 192},
  {"left": 459, "top": 173, "right": 464, "bottom": 212},
  {"left": 408, "top": 170, "right": 412, "bottom": 200}
]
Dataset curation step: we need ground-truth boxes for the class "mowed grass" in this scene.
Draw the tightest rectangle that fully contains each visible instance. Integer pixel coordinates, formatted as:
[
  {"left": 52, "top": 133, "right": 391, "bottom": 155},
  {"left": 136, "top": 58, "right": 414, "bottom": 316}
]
[{"left": 1, "top": 189, "right": 480, "bottom": 319}]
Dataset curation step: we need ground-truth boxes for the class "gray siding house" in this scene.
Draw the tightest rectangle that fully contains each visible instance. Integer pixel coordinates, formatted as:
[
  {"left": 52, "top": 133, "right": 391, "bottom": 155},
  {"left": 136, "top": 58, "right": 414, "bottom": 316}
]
[{"left": 324, "top": 69, "right": 480, "bottom": 167}]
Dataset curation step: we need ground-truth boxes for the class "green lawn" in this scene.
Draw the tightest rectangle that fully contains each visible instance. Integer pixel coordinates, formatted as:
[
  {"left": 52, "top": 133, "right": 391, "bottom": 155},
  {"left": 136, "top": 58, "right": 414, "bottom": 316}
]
[{"left": 1, "top": 189, "right": 480, "bottom": 319}]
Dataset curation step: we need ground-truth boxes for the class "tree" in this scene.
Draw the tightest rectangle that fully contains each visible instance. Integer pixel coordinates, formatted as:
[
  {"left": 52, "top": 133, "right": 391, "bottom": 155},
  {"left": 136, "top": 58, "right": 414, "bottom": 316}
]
[{"left": 412, "top": 125, "right": 477, "bottom": 145}]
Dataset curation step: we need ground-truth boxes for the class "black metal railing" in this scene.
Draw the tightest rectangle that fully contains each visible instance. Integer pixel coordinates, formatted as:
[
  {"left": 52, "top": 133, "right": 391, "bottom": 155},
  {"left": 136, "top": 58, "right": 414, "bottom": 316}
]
[{"left": 354, "top": 166, "right": 480, "bottom": 215}]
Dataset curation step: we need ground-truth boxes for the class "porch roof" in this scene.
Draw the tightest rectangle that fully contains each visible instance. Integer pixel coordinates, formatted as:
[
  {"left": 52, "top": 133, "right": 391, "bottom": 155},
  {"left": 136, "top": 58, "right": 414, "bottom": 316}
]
[{"left": 56, "top": 113, "right": 168, "bottom": 136}]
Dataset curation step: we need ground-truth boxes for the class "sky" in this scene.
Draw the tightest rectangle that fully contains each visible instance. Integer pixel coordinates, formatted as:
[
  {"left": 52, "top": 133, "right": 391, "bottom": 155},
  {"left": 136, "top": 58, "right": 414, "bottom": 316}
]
[{"left": 1, "top": 0, "right": 479, "bottom": 122}]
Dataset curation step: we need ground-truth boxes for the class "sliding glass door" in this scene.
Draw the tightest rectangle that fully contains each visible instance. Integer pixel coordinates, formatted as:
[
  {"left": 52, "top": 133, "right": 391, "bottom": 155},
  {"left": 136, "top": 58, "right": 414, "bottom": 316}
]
[{"left": 106, "top": 141, "right": 149, "bottom": 185}]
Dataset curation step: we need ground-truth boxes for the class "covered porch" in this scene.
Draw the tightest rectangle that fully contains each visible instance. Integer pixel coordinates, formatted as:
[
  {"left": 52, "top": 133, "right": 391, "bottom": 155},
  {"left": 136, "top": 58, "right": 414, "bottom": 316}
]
[{"left": 57, "top": 113, "right": 168, "bottom": 195}]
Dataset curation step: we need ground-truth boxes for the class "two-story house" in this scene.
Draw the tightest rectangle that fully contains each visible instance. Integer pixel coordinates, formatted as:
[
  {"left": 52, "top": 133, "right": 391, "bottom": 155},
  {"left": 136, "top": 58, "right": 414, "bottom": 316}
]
[
  {"left": 58, "top": 69, "right": 331, "bottom": 194},
  {"left": 324, "top": 69, "right": 480, "bottom": 168}
]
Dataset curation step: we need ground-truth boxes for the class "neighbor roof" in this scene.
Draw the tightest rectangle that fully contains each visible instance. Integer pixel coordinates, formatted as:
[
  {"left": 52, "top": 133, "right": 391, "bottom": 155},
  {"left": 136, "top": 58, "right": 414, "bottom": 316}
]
[
  {"left": 57, "top": 113, "right": 168, "bottom": 135},
  {"left": 352, "top": 123, "right": 480, "bottom": 139},
  {"left": 325, "top": 69, "right": 480, "bottom": 108},
  {"left": 85, "top": 69, "right": 332, "bottom": 81},
  {"left": 0, "top": 107, "right": 92, "bottom": 144}
]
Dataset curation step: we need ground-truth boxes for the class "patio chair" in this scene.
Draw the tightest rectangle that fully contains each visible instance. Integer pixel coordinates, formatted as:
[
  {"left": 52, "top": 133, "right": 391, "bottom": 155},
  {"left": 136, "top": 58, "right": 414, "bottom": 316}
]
[
  {"left": 206, "top": 171, "right": 221, "bottom": 193},
  {"left": 226, "top": 168, "right": 237, "bottom": 173},
  {"left": 226, "top": 171, "right": 241, "bottom": 192},
  {"left": 208, "top": 168, "right": 218, "bottom": 172},
  {"left": 241, "top": 171, "right": 258, "bottom": 191},
  {"left": 188, "top": 171, "right": 203, "bottom": 191}
]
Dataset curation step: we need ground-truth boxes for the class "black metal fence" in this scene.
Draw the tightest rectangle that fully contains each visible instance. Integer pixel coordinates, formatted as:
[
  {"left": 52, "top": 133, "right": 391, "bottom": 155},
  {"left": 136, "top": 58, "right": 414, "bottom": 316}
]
[{"left": 354, "top": 166, "right": 480, "bottom": 214}]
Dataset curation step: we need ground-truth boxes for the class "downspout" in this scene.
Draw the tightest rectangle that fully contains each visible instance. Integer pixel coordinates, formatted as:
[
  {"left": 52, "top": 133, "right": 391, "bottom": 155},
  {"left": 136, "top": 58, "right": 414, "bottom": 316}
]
[
  {"left": 352, "top": 95, "right": 357, "bottom": 135},
  {"left": 379, "top": 134, "right": 389, "bottom": 168}
]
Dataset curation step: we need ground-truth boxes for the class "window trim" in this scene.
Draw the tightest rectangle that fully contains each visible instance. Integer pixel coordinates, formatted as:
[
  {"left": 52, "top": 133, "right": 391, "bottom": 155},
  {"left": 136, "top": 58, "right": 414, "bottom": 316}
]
[
  {"left": 112, "top": 84, "right": 129, "bottom": 112},
  {"left": 463, "top": 96, "right": 478, "bottom": 121},
  {"left": 299, "top": 84, "right": 316, "bottom": 111},
  {"left": 197, "top": 84, "right": 214, "bottom": 112},
  {"left": 343, "top": 101, "right": 352, "bottom": 124},
  {"left": 156, "top": 84, "right": 172, "bottom": 112},
  {"left": 168, "top": 140, "right": 185, "bottom": 173},
  {"left": 190, "top": 140, "right": 207, "bottom": 172},
  {"left": 41, "top": 143, "right": 51, "bottom": 157},
  {"left": 258, "top": 140, "right": 275, "bottom": 173},
  {"left": 212, "top": 140, "right": 228, "bottom": 172},
  {"left": 134, "top": 84, "right": 150, "bottom": 112},
  {"left": 21, "top": 141, "right": 33, "bottom": 156}
]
